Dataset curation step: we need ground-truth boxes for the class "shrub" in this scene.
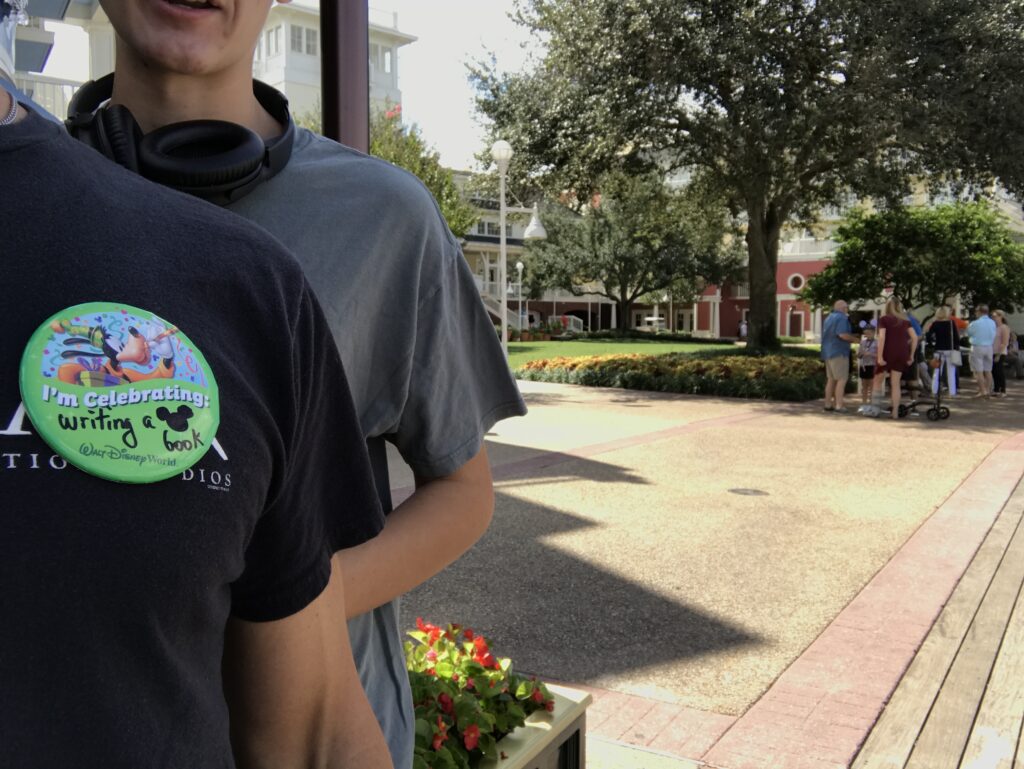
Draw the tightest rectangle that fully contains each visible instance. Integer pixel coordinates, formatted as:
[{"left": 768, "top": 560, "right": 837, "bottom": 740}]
[
  {"left": 582, "top": 329, "right": 736, "bottom": 344},
  {"left": 515, "top": 349, "right": 827, "bottom": 401}
]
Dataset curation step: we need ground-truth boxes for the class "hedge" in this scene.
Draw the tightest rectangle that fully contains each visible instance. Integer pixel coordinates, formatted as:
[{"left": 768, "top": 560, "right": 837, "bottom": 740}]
[
  {"left": 515, "top": 349, "right": 828, "bottom": 401},
  {"left": 579, "top": 329, "right": 737, "bottom": 345}
]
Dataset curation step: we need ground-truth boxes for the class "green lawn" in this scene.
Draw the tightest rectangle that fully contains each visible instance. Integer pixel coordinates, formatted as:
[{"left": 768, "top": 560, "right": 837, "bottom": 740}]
[{"left": 506, "top": 338, "right": 736, "bottom": 369}]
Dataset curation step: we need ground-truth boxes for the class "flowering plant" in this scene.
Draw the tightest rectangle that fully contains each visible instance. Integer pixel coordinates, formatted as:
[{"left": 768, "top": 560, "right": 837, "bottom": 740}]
[
  {"left": 406, "top": 618, "right": 554, "bottom": 769},
  {"left": 516, "top": 351, "right": 827, "bottom": 401}
]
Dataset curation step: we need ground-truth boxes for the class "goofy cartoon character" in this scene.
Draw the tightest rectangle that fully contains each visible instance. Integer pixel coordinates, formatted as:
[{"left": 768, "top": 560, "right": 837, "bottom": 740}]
[{"left": 50, "top": 317, "right": 178, "bottom": 387}]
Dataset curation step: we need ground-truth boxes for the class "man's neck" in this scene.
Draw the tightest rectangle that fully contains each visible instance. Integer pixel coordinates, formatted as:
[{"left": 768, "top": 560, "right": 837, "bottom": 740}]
[{"left": 110, "top": 55, "right": 281, "bottom": 139}]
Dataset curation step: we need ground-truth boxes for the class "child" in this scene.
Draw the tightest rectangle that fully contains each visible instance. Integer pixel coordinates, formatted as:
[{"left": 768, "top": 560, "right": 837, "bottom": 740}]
[{"left": 857, "top": 323, "right": 878, "bottom": 404}]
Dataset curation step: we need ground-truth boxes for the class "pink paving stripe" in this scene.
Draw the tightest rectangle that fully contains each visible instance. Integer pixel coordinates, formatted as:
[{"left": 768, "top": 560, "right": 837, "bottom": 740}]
[
  {"left": 701, "top": 430, "right": 1024, "bottom": 769},
  {"left": 390, "top": 409, "right": 764, "bottom": 505}
]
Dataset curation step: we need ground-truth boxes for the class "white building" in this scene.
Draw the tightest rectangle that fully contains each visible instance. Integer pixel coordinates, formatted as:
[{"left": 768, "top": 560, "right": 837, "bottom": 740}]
[
  {"left": 253, "top": 1, "right": 415, "bottom": 118},
  {"left": 13, "top": 1, "right": 414, "bottom": 121}
]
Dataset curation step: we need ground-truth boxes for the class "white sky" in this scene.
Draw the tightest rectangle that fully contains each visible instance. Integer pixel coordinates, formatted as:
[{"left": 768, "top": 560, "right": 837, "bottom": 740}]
[{"left": 43, "top": 1, "right": 541, "bottom": 170}]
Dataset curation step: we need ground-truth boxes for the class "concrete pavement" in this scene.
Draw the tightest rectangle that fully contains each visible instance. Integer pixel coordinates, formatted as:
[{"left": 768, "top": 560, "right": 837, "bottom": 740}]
[{"left": 393, "top": 377, "right": 1024, "bottom": 767}]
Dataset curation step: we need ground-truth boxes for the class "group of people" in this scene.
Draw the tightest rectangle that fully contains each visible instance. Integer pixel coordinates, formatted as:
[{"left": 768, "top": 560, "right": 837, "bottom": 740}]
[
  {"left": 822, "top": 299, "right": 1018, "bottom": 418},
  {"left": 3, "top": 1, "right": 523, "bottom": 767}
]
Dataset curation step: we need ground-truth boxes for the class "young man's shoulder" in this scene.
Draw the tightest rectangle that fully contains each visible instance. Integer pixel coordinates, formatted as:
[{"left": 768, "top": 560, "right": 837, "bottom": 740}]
[{"left": 287, "top": 129, "right": 456, "bottom": 235}]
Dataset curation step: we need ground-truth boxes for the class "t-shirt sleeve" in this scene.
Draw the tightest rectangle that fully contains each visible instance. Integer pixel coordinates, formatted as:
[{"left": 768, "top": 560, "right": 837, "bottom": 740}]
[
  {"left": 389, "top": 241, "right": 527, "bottom": 479},
  {"left": 231, "top": 285, "right": 385, "bottom": 622}
]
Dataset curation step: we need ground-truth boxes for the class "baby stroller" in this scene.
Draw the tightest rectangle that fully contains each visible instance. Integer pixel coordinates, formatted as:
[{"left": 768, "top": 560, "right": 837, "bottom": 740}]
[{"left": 923, "top": 354, "right": 952, "bottom": 421}]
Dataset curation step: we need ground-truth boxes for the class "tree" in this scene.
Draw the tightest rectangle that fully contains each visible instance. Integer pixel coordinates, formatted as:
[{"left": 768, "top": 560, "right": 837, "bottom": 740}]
[
  {"left": 523, "top": 170, "right": 742, "bottom": 329},
  {"left": 295, "top": 104, "right": 477, "bottom": 239},
  {"left": 473, "top": 0, "right": 1024, "bottom": 348},
  {"left": 802, "top": 203, "right": 1024, "bottom": 313}
]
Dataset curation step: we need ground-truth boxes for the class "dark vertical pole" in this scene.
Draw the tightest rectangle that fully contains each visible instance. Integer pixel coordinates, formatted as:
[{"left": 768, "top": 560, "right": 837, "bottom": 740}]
[{"left": 321, "top": 0, "right": 369, "bottom": 152}]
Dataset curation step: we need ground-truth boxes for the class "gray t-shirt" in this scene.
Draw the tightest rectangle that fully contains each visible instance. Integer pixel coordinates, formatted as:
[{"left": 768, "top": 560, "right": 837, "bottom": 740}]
[{"left": 229, "top": 128, "right": 527, "bottom": 768}]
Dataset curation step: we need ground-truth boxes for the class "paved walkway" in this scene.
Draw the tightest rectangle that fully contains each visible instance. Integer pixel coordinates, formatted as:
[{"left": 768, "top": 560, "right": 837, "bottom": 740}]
[{"left": 395, "top": 378, "right": 1024, "bottom": 768}]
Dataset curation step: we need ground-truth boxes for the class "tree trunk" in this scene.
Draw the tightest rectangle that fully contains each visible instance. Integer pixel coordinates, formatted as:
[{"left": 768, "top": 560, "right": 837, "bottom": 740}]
[
  {"left": 745, "top": 203, "right": 783, "bottom": 350},
  {"left": 618, "top": 298, "right": 631, "bottom": 331}
]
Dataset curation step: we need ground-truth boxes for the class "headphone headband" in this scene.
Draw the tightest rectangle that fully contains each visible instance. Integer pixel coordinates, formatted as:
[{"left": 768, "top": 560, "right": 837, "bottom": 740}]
[{"left": 66, "top": 74, "right": 295, "bottom": 206}]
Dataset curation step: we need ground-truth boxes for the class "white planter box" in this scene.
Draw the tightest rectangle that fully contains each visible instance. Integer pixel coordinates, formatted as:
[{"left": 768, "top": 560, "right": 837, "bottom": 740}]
[{"left": 479, "top": 684, "right": 592, "bottom": 769}]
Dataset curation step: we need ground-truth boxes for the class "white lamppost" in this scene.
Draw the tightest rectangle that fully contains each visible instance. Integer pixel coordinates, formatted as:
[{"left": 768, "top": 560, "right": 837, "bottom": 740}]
[
  {"left": 491, "top": 139, "right": 547, "bottom": 357},
  {"left": 516, "top": 260, "right": 525, "bottom": 329}
]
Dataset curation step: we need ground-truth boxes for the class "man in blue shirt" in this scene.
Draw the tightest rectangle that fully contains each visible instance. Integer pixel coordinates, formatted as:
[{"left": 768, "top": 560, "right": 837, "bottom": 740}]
[
  {"left": 821, "top": 300, "right": 860, "bottom": 412},
  {"left": 967, "top": 304, "right": 998, "bottom": 397}
]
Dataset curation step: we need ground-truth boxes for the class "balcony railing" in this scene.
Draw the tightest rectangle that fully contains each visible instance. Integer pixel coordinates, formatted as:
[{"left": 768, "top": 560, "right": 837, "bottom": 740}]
[{"left": 14, "top": 73, "right": 80, "bottom": 121}]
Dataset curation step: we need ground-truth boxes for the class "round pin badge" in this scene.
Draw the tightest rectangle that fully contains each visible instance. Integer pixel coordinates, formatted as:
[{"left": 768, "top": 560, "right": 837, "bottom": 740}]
[{"left": 19, "top": 302, "right": 220, "bottom": 484}]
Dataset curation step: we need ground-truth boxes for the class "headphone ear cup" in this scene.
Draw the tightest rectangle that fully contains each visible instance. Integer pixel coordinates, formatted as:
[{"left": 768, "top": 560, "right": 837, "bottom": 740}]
[
  {"left": 97, "top": 105, "right": 143, "bottom": 173},
  {"left": 137, "top": 120, "right": 265, "bottom": 193}
]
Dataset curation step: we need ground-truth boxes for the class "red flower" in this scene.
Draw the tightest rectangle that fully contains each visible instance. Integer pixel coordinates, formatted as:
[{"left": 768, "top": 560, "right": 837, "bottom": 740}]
[
  {"left": 425, "top": 667, "right": 436, "bottom": 676},
  {"left": 463, "top": 724, "right": 481, "bottom": 751},
  {"left": 464, "top": 629, "right": 474, "bottom": 641},
  {"left": 474, "top": 651, "right": 498, "bottom": 669},
  {"left": 425, "top": 650, "right": 437, "bottom": 662},
  {"left": 531, "top": 688, "right": 544, "bottom": 703},
  {"left": 417, "top": 617, "right": 443, "bottom": 643},
  {"left": 431, "top": 714, "right": 449, "bottom": 751},
  {"left": 466, "top": 678, "right": 475, "bottom": 690},
  {"left": 473, "top": 636, "right": 489, "bottom": 653},
  {"left": 451, "top": 674, "right": 459, "bottom": 684},
  {"left": 437, "top": 693, "right": 454, "bottom": 715},
  {"left": 545, "top": 699, "right": 555, "bottom": 712}
]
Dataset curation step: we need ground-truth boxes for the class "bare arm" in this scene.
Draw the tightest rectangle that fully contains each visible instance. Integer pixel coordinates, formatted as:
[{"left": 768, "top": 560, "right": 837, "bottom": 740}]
[
  {"left": 223, "top": 565, "right": 391, "bottom": 769},
  {"left": 908, "top": 327, "right": 919, "bottom": 362},
  {"left": 336, "top": 445, "right": 494, "bottom": 618},
  {"left": 876, "top": 327, "right": 887, "bottom": 365}
]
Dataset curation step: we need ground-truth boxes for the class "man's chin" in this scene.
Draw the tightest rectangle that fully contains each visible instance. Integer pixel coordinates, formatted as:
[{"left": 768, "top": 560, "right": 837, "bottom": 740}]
[{"left": 129, "top": 41, "right": 227, "bottom": 78}]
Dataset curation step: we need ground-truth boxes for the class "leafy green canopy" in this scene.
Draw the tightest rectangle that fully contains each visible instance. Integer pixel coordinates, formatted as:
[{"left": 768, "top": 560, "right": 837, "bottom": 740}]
[
  {"left": 523, "top": 170, "right": 743, "bottom": 329},
  {"left": 296, "top": 105, "right": 477, "bottom": 239},
  {"left": 473, "top": 0, "right": 1024, "bottom": 347},
  {"left": 803, "top": 203, "right": 1024, "bottom": 312}
]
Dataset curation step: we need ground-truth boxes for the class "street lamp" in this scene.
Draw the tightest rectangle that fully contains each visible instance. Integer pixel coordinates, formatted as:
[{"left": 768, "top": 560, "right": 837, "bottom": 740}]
[
  {"left": 516, "top": 260, "right": 525, "bottom": 329},
  {"left": 491, "top": 139, "right": 546, "bottom": 357}
]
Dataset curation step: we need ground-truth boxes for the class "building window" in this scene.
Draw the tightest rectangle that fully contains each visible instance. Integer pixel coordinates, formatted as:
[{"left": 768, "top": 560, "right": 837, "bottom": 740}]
[
  {"left": 306, "top": 28, "right": 318, "bottom": 56},
  {"left": 384, "top": 49, "right": 393, "bottom": 73},
  {"left": 788, "top": 274, "right": 806, "bottom": 291},
  {"left": 369, "top": 43, "right": 379, "bottom": 73},
  {"left": 290, "top": 25, "right": 303, "bottom": 53},
  {"left": 476, "top": 221, "right": 487, "bottom": 235},
  {"left": 634, "top": 313, "right": 644, "bottom": 328},
  {"left": 265, "top": 26, "right": 280, "bottom": 57}
]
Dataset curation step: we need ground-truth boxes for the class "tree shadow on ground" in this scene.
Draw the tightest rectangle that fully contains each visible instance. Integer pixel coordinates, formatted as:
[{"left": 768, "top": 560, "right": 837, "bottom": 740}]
[{"left": 400, "top": 471, "right": 760, "bottom": 683}]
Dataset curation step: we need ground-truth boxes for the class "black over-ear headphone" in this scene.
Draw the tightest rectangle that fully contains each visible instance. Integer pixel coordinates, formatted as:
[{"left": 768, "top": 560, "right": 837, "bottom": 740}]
[{"left": 66, "top": 73, "right": 295, "bottom": 206}]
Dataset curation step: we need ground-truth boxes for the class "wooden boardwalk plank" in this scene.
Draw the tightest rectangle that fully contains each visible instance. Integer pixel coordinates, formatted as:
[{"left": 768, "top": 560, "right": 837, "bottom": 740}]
[
  {"left": 959, "top": 573, "right": 1024, "bottom": 769},
  {"left": 905, "top": 508, "right": 1024, "bottom": 769},
  {"left": 851, "top": 501, "right": 1024, "bottom": 769}
]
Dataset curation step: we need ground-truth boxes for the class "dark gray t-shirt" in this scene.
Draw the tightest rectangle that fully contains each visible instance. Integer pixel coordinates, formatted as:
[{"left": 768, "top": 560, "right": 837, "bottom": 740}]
[{"left": 229, "top": 127, "right": 527, "bottom": 767}]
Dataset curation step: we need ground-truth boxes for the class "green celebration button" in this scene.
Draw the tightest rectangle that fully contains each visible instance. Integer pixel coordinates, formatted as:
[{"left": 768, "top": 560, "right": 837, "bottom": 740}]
[{"left": 19, "top": 302, "right": 220, "bottom": 484}]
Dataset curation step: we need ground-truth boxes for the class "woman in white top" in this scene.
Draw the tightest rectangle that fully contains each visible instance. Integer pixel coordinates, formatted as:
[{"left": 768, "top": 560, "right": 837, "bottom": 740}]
[
  {"left": 992, "top": 310, "right": 1011, "bottom": 396},
  {"left": 924, "top": 306, "right": 961, "bottom": 396}
]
